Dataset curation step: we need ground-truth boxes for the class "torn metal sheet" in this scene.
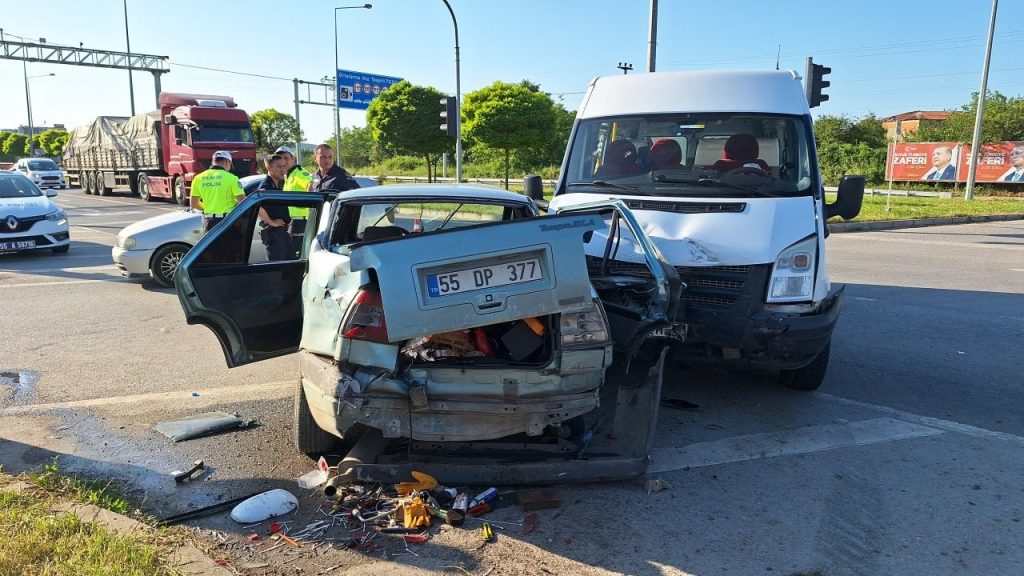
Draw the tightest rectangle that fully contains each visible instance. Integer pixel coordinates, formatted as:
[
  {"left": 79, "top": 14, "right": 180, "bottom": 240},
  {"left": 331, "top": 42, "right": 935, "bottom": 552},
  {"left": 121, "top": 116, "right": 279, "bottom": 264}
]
[{"left": 153, "top": 411, "right": 257, "bottom": 442}]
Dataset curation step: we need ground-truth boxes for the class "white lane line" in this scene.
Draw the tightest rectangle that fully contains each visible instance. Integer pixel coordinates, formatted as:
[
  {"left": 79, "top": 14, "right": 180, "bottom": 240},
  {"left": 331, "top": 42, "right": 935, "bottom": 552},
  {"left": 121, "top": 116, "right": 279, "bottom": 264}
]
[
  {"left": 0, "top": 279, "right": 120, "bottom": 289},
  {"left": 842, "top": 235, "right": 1022, "bottom": 252},
  {"left": 647, "top": 418, "right": 942, "bottom": 473},
  {"left": 818, "top": 393, "right": 1024, "bottom": 447},
  {"left": 0, "top": 380, "right": 292, "bottom": 416},
  {"left": 71, "top": 224, "right": 118, "bottom": 237},
  {"left": 4, "top": 265, "right": 117, "bottom": 274}
]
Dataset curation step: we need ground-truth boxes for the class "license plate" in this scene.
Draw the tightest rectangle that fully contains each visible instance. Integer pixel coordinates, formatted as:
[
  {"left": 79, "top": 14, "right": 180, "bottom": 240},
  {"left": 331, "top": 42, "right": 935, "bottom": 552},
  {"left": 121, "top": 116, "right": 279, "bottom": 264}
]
[
  {"left": 0, "top": 240, "right": 36, "bottom": 251},
  {"left": 427, "top": 258, "right": 543, "bottom": 298}
]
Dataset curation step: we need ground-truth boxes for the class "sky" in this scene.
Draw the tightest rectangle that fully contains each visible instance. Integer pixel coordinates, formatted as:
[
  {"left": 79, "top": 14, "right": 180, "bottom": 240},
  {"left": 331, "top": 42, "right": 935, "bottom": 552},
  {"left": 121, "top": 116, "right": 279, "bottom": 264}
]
[{"left": 2, "top": 0, "right": 1023, "bottom": 145}]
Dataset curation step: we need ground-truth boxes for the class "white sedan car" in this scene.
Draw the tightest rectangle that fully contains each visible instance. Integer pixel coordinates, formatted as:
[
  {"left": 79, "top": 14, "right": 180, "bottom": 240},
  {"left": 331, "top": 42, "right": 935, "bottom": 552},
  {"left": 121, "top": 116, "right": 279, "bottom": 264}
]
[
  {"left": 0, "top": 172, "right": 70, "bottom": 254},
  {"left": 113, "top": 175, "right": 376, "bottom": 287}
]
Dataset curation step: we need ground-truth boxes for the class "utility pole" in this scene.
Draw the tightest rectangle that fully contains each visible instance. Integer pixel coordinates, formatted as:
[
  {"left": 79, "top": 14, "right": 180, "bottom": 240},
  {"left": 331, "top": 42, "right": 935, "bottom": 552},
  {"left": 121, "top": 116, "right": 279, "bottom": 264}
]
[
  {"left": 647, "top": 0, "right": 658, "bottom": 72},
  {"left": 617, "top": 62, "right": 633, "bottom": 75},
  {"left": 124, "top": 0, "right": 135, "bottom": 115},
  {"left": 965, "top": 0, "right": 998, "bottom": 201}
]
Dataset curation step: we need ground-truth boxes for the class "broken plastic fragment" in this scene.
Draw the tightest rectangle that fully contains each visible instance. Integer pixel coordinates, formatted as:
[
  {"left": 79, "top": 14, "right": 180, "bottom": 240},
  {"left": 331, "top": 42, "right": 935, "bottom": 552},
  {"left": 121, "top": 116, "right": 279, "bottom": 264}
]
[
  {"left": 153, "top": 411, "right": 257, "bottom": 442},
  {"left": 396, "top": 471, "right": 438, "bottom": 496},
  {"left": 230, "top": 489, "right": 299, "bottom": 523}
]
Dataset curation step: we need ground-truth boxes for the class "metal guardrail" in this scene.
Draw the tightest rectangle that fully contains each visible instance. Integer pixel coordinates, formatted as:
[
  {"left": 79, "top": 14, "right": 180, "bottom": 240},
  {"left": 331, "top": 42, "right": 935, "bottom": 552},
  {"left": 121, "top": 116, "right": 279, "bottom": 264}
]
[{"left": 364, "top": 175, "right": 558, "bottom": 189}]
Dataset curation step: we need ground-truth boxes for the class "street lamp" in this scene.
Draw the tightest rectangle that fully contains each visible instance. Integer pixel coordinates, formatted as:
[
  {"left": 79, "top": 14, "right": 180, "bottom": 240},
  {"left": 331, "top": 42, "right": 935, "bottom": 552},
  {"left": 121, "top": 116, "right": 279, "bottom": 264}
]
[
  {"left": 333, "top": 4, "right": 372, "bottom": 162},
  {"left": 23, "top": 65, "right": 55, "bottom": 155},
  {"left": 440, "top": 0, "right": 462, "bottom": 182}
]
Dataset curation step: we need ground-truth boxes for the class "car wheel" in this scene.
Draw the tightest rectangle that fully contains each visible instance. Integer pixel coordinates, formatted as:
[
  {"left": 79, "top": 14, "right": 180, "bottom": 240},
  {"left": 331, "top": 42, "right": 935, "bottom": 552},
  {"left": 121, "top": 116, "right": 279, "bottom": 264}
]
[
  {"left": 294, "top": 374, "right": 337, "bottom": 455},
  {"left": 149, "top": 243, "right": 190, "bottom": 288},
  {"left": 137, "top": 173, "right": 152, "bottom": 202},
  {"left": 51, "top": 244, "right": 70, "bottom": 254},
  {"left": 84, "top": 171, "right": 95, "bottom": 195},
  {"left": 778, "top": 340, "right": 831, "bottom": 391},
  {"left": 172, "top": 176, "right": 188, "bottom": 206},
  {"left": 95, "top": 171, "right": 110, "bottom": 196}
]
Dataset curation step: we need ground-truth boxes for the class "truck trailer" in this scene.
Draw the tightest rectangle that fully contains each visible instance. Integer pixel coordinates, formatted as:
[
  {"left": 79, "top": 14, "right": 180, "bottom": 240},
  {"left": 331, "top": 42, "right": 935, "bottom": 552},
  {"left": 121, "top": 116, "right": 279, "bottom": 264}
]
[{"left": 63, "top": 93, "right": 257, "bottom": 204}]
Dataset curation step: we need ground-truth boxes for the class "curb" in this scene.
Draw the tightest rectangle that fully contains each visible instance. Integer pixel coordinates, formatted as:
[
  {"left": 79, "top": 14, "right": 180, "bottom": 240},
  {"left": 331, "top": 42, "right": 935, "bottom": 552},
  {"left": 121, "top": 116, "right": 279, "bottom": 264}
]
[{"left": 829, "top": 213, "right": 1024, "bottom": 233}]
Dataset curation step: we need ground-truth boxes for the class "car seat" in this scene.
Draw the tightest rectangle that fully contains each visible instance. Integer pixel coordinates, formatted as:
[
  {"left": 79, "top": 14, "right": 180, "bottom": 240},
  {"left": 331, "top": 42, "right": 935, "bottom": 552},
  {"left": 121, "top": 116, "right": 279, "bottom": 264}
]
[
  {"left": 711, "top": 134, "right": 770, "bottom": 173},
  {"left": 594, "top": 139, "right": 642, "bottom": 178},
  {"left": 362, "top": 225, "right": 408, "bottom": 241},
  {"left": 649, "top": 138, "right": 683, "bottom": 171}
]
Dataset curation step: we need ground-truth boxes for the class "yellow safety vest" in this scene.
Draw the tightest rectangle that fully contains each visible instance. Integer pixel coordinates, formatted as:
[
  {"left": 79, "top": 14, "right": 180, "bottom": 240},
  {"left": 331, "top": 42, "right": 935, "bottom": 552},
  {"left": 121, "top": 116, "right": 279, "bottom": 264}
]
[
  {"left": 191, "top": 167, "right": 242, "bottom": 215},
  {"left": 285, "top": 167, "right": 313, "bottom": 218}
]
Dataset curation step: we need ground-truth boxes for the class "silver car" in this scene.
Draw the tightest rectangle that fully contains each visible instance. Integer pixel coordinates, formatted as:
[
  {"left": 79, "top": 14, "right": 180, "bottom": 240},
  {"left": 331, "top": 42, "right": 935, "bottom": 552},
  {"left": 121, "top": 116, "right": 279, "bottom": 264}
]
[
  {"left": 113, "top": 175, "right": 376, "bottom": 287},
  {"left": 12, "top": 158, "right": 68, "bottom": 190},
  {"left": 175, "top": 184, "right": 682, "bottom": 484}
]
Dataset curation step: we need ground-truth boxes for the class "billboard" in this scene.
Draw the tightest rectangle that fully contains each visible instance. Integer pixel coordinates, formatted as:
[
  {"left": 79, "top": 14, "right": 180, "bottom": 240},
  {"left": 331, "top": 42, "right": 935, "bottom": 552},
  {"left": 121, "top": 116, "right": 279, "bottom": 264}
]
[
  {"left": 336, "top": 69, "right": 403, "bottom": 110},
  {"left": 887, "top": 142, "right": 960, "bottom": 181},
  {"left": 887, "top": 141, "right": 1024, "bottom": 183},
  {"left": 957, "top": 141, "right": 1024, "bottom": 183}
]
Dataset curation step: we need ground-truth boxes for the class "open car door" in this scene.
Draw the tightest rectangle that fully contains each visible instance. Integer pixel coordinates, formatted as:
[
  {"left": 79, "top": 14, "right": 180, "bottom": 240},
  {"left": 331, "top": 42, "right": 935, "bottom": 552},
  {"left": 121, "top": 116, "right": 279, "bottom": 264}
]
[{"left": 176, "top": 191, "right": 326, "bottom": 367}]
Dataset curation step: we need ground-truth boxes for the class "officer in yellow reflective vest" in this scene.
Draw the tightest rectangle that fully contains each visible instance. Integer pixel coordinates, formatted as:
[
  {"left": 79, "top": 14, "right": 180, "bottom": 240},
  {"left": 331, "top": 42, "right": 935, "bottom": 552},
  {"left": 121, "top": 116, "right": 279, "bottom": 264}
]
[
  {"left": 189, "top": 151, "right": 245, "bottom": 233},
  {"left": 274, "top": 146, "right": 313, "bottom": 247}
]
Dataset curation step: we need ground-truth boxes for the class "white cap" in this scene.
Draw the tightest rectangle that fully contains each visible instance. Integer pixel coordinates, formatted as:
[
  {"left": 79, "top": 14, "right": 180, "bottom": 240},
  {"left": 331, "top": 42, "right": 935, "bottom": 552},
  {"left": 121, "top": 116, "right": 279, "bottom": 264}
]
[
  {"left": 212, "top": 150, "right": 233, "bottom": 162},
  {"left": 274, "top": 146, "right": 295, "bottom": 156}
]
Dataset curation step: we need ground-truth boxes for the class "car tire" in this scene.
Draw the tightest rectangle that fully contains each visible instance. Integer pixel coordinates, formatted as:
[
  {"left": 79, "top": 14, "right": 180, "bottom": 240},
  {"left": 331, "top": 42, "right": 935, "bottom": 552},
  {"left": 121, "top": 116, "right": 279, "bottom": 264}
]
[
  {"left": 137, "top": 173, "right": 152, "bottom": 202},
  {"left": 294, "top": 374, "right": 337, "bottom": 455},
  {"left": 778, "top": 340, "right": 831, "bottom": 391},
  {"left": 149, "top": 243, "right": 190, "bottom": 288},
  {"left": 173, "top": 176, "right": 187, "bottom": 206},
  {"left": 84, "top": 171, "right": 95, "bottom": 195},
  {"left": 95, "top": 171, "right": 110, "bottom": 196},
  {"left": 51, "top": 244, "right": 70, "bottom": 254}
]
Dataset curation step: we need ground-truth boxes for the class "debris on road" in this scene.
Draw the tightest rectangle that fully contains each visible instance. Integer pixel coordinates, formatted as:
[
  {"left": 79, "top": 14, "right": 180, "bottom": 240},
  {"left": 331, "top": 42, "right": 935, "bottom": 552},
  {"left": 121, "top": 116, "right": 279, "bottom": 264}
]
[
  {"left": 171, "top": 459, "right": 205, "bottom": 483},
  {"left": 230, "top": 489, "right": 299, "bottom": 523},
  {"left": 153, "top": 411, "right": 258, "bottom": 442},
  {"left": 644, "top": 476, "right": 672, "bottom": 494}
]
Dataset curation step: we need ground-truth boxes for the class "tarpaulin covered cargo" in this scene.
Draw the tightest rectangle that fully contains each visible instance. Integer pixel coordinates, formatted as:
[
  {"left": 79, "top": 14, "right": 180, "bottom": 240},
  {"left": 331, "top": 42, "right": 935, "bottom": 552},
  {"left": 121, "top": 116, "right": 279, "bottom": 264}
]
[{"left": 62, "top": 112, "right": 162, "bottom": 172}]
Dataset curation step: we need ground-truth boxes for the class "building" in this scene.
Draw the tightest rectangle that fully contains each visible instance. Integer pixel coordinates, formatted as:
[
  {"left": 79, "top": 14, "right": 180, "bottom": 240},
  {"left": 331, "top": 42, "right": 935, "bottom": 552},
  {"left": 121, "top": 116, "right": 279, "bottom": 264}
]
[
  {"left": 2, "top": 124, "right": 66, "bottom": 136},
  {"left": 879, "top": 111, "right": 950, "bottom": 141}
]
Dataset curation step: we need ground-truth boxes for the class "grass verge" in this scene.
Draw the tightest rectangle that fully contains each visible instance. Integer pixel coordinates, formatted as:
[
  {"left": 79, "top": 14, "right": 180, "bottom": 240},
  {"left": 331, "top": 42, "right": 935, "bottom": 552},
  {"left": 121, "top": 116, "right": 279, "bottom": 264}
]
[
  {"left": 0, "top": 462, "right": 177, "bottom": 576},
  {"left": 830, "top": 194, "right": 1024, "bottom": 222}
]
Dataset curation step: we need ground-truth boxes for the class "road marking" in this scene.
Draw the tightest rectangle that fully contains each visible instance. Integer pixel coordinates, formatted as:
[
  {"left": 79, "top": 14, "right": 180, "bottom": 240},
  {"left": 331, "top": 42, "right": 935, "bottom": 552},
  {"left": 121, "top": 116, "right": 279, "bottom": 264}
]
[
  {"left": 647, "top": 418, "right": 941, "bottom": 473},
  {"left": 1, "top": 265, "right": 117, "bottom": 274},
  {"left": 1012, "top": 268, "right": 1024, "bottom": 272},
  {"left": 819, "top": 393, "right": 1024, "bottom": 447},
  {"left": 71, "top": 224, "right": 118, "bottom": 237},
  {"left": 841, "top": 235, "right": 1022, "bottom": 252},
  {"left": 0, "top": 279, "right": 122, "bottom": 289},
  {"left": 0, "top": 380, "right": 292, "bottom": 416},
  {"left": 848, "top": 296, "right": 879, "bottom": 302}
]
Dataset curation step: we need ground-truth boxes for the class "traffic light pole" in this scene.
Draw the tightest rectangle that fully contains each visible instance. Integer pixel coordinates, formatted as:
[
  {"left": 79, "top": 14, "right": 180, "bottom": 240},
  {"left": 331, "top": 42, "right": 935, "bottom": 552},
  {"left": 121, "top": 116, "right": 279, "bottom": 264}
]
[{"left": 441, "top": 0, "right": 462, "bottom": 183}]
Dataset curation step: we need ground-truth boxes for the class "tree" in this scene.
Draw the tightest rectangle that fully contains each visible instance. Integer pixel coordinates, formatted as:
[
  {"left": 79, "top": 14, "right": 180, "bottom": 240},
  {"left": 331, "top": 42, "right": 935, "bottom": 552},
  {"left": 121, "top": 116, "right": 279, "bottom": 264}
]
[
  {"left": 366, "top": 80, "right": 450, "bottom": 182},
  {"left": 813, "top": 114, "right": 887, "bottom": 186},
  {"left": 0, "top": 132, "right": 14, "bottom": 161},
  {"left": 340, "top": 125, "right": 377, "bottom": 172},
  {"left": 2, "top": 133, "right": 28, "bottom": 158},
  {"left": 38, "top": 128, "right": 70, "bottom": 157},
  {"left": 250, "top": 109, "right": 302, "bottom": 155},
  {"left": 913, "top": 91, "right": 1024, "bottom": 143},
  {"left": 462, "top": 81, "right": 558, "bottom": 188}
]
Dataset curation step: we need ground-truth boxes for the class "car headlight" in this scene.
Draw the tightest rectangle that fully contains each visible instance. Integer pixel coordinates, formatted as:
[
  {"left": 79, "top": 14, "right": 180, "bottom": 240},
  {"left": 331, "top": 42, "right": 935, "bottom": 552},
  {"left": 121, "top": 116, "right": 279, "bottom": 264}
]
[
  {"left": 767, "top": 236, "right": 817, "bottom": 303},
  {"left": 45, "top": 209, "right": 66, "bottom": 223},
  {"left": 116, "top": 235, "right": 137, "bottom": 250}
]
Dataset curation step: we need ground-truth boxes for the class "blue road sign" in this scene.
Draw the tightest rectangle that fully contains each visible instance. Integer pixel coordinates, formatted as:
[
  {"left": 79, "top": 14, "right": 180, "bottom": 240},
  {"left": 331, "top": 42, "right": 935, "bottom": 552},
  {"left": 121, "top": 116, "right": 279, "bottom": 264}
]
[{"left": 337, "top": 69, "right": 403, "bottom": 110}]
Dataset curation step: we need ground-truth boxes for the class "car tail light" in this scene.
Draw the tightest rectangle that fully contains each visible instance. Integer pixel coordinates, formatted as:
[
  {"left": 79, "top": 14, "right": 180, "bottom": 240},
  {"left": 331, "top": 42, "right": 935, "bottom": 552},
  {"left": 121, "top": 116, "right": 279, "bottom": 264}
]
[
  {"left": 341, "top": 289, "right": 390, "bottom": 343},
  {"left": 560, "top": 303, "right": 609, "bottom": 346}
]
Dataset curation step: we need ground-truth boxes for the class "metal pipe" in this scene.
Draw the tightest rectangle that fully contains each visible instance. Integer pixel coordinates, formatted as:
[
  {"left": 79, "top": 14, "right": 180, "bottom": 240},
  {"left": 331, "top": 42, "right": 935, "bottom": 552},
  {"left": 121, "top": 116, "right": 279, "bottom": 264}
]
[
  {"left": 323, "top": 427, "right": 388, "bottom": 497},
  {"left": 965, "top": 0, "right": 998, "bottom": 201},
  {"left": 647, "top": 0, "right": 658, "bottom": 72}
]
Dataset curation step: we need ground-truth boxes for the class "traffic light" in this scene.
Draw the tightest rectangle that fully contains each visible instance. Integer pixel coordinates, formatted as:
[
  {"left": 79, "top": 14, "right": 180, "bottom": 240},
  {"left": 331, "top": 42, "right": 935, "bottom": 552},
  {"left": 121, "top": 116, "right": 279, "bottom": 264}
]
[
  {"left": 804, "top": 57, "right": 831, "bottom": 108},
  {"left": 440, "top": 96, "right": 457, "bottom": 137}
]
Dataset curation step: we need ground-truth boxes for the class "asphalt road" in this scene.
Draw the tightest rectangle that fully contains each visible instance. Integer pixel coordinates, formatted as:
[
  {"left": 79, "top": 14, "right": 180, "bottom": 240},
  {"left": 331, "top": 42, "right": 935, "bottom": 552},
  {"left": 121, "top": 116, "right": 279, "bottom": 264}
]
[{"left": 1, "top": 187, "right": 1023, "bottom": 576}]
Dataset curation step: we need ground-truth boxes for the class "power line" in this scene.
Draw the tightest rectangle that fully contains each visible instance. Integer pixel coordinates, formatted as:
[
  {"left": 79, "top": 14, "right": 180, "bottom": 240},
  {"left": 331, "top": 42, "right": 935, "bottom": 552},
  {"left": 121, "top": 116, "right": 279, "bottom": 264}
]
[{"left": 173, "top": 62, "right": 292, "bottom": 82}]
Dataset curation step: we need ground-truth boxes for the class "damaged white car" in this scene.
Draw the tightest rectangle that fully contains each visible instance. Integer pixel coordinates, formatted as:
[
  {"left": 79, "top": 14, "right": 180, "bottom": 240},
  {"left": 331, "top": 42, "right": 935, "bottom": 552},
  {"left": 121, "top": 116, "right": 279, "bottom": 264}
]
[{"left": 176, "top": 185, "right": 682, "bottom": 484}]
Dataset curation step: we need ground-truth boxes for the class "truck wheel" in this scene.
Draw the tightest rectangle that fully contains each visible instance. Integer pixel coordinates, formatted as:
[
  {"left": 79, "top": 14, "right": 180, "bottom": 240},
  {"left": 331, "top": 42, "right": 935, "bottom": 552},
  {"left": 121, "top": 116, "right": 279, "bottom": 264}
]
[
  {"left": 173, "top": 176, "right": 187, "bottom": 206},
  {"left": 778, "top": 341, "right": 831, "bottom": 391},
  {"left": 149, "top": 243, "right": 189, "bottom": 288},
  {"left": 137, "top": 174, "right": 152, "bottom": 202},
  {"left": 294, "top": 374, "right": 337, "bottom": 455},
  {"left": 95, "top": 171, "right": 110, "bottom": 196},
  {"left": 80, "top": 171, "right": 92, "bottom": 194}
]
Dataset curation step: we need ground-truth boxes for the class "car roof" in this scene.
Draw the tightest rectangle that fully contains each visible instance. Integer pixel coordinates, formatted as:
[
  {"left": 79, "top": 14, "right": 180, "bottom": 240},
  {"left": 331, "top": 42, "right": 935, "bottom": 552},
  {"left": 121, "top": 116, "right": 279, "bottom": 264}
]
[{"left": 336, "top": 183, "right": 533, "bottom": 205}]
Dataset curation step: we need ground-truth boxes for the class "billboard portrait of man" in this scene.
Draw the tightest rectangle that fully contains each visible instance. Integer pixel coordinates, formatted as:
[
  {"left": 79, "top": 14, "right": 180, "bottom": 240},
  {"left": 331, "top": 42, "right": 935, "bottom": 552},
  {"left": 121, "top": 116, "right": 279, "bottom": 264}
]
[
  {"left": 921, "top": 146, "right": 956, "bottom": 181},
  {"left": 999, "top": 146, "right": 1024, "bottom": 182}
]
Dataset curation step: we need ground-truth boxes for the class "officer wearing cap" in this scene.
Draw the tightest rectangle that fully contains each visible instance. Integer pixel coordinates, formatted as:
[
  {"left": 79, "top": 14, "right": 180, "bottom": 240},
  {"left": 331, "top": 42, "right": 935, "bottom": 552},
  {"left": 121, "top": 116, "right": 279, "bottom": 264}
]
[
  {"left": 190, "top": 150, "right": 245, "bottom": 233},
  {"left": 274, "top": 146, "right": 314, "bottom": 248}
]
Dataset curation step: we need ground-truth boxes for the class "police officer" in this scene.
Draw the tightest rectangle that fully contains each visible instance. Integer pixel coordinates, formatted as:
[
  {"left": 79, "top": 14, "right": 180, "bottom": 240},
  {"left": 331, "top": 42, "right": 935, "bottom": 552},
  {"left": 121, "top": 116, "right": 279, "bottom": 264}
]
[
  {"left": 256, "top": 154, "right": 293, "bottom": 261},
  {"left": 274, "top": 146, "right": 314, "bottom": 247},
  {"left": 190, "top": 150, "right": 244, "bottom": 233},
  {"left": 311, "top": 143, "right": 360, "bottom": 192}
]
